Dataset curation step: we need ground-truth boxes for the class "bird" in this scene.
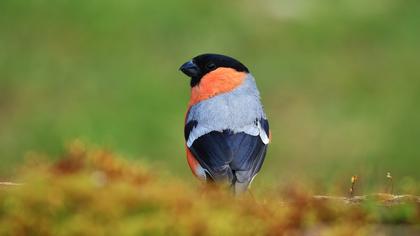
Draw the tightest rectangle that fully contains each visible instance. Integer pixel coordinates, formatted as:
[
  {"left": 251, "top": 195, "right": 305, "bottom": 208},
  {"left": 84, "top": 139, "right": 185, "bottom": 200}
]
[{"left": 179, "top": 53, "right": 270, "bottom": 194}]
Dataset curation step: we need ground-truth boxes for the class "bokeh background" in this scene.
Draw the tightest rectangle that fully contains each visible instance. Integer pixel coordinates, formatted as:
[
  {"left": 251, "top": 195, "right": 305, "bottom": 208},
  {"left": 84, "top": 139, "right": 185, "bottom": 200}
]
[{"left": 1, "top": 0, "right": 419, "bottom": 192}]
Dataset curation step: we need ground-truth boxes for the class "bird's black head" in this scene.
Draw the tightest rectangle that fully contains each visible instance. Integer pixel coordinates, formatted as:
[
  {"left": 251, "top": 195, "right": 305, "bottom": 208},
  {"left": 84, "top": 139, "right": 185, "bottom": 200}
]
[{"left": 179, "top": 53, "right": 249, "bottom": 87}]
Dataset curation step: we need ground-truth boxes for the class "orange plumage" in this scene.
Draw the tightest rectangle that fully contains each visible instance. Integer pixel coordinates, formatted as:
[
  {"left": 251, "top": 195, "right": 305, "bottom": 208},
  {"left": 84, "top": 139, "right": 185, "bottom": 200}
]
[{"left": 189, "top": 67, "right": 247, "bottom": 106}]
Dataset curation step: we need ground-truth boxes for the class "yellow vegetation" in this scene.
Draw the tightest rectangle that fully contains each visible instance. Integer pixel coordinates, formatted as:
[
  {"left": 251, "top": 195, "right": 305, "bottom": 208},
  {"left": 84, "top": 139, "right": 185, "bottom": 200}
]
[{"left": 0, "top": 143, "right": 419, "bottom": 235}]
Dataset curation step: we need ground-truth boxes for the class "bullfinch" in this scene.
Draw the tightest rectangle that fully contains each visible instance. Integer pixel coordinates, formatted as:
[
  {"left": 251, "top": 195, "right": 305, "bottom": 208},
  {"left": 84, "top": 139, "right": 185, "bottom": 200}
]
[{"left": 179, "top": 53, "right": 270, "bottom": 194}]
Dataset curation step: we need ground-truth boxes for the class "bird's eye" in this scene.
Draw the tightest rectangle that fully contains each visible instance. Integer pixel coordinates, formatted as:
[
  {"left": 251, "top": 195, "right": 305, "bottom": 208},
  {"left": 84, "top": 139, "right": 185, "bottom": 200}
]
[{"left": 206, "top": 63, "right": 216, "bottom": 70}]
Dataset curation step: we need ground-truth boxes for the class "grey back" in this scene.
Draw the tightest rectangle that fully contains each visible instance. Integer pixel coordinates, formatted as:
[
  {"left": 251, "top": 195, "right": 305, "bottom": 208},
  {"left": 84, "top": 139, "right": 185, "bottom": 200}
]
[{"left": 186, "top": 74, "right": 269, "bottom": 147}]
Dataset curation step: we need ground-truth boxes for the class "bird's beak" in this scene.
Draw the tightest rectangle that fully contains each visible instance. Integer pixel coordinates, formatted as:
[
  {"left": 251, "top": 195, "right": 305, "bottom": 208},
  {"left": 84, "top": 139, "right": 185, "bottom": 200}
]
[{"left": 179, "top": 60, "right": 200, "bottom": 78}]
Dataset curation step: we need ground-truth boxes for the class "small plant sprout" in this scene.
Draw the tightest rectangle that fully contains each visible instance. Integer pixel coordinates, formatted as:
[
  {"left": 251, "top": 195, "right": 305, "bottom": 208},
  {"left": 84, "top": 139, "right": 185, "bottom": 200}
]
[
  {"left": 349, "top": 175, "right": 358, "bottom": 197},
  {"left": 386, "top": 172, "right": 393, "bottom": 195}
]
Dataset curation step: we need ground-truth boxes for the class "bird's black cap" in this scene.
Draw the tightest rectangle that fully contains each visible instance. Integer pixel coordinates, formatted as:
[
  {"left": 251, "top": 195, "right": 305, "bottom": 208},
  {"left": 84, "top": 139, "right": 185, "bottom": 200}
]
[{"left": 179, "top": 53, "right": 249, "bottom": 87}]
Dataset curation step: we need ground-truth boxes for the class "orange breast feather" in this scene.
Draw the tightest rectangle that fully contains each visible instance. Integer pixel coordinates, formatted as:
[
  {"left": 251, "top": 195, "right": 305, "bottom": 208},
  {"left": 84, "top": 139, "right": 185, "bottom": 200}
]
[{"left": 188, "top": 67, "right": 246, "bottom": 106}]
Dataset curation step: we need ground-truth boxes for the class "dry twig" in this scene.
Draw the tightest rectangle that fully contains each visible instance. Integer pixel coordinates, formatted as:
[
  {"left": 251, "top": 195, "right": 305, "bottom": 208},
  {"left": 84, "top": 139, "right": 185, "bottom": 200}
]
[
  {"left": 313, "top": 194, "right": 420, "bottom": 205},
  {"left": 0, "top": 182, "right": 23, "bottom": 186}
]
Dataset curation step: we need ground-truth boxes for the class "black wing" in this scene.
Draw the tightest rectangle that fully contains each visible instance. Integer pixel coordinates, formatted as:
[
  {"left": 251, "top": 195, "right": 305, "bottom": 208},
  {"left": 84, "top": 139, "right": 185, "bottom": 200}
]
[{"left": 186, "top": 120, "right": 268, "bottom": 193}]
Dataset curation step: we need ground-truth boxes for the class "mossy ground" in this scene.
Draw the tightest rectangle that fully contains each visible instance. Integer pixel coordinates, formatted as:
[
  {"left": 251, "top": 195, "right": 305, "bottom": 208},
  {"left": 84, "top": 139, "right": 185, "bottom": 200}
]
[{"left": 1, "top": 143, "right": 418, "bottom": 235}]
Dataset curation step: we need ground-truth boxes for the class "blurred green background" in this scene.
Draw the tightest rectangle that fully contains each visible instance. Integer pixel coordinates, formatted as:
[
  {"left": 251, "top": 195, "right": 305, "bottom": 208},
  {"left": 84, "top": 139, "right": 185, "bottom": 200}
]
[{"left": 1, "top": 0, "right": 419, "bottom": 191}]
